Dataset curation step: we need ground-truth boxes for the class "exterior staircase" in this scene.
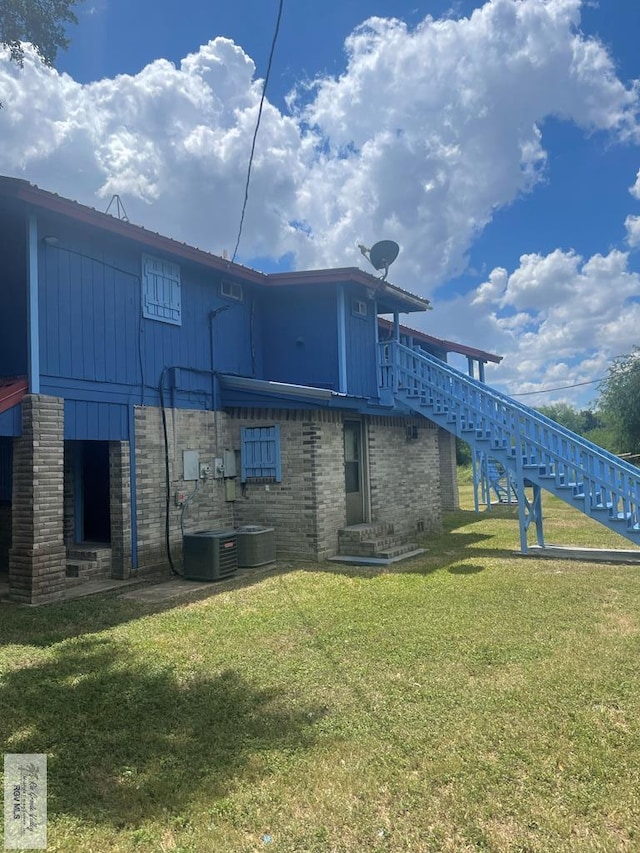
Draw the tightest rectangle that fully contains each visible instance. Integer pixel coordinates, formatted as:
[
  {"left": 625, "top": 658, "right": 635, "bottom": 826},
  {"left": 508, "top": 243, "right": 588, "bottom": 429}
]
[
  {"left": 66, "top": 545, "right": 113, "bottom": 585},
  {"left": 332, "top": 522, "right": 425, "bottom": 565},
  {"left": 379, "top": 341, "right": 640, "bottom": 553}
]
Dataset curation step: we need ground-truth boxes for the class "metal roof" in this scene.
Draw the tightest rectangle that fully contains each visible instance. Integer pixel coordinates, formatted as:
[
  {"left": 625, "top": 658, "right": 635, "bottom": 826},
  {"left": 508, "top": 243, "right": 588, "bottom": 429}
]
[
  {"left": 377, "top": 317, "right": 502, "bottom": 364},
  {"left": 0, "top": 176, "right": 429, "bottom": 314}
]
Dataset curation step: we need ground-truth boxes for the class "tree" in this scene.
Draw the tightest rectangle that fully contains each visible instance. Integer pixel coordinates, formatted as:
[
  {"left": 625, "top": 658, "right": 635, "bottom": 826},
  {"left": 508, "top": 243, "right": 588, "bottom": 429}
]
[
  {"left": 536, "top": 402, "right": 604, "bottom": 437},
  {"left": 596, "top": 348, "right": 640, "bottom": 455},
  {"left": 0, "top": 0, "right": 79, "bottom": 68}
]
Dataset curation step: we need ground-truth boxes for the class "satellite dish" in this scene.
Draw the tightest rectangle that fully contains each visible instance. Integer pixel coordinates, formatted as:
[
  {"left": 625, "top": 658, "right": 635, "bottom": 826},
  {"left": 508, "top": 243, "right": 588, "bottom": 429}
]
[{"left": 358, "top": 239, "right": 400, "bottom": 280}]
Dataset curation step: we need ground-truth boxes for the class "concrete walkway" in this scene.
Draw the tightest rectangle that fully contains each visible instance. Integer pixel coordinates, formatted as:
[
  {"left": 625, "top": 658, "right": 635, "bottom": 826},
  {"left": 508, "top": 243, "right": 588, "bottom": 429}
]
[
  {"left": 0, "top": 564, "right": 281, "bottom": 606},
  {"left": 524, "top": 544, "right": 640, "bottom": 564}
]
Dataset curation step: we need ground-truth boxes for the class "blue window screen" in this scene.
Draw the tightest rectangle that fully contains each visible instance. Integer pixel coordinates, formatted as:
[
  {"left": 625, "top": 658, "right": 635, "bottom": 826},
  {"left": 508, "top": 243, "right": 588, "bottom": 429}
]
[
  {"left": 142, "top": 254, "right": 182, "bottom": 325},
  {"left": 241, "top": 425, "right": 282, "bottom": 482},
  {"left": 0, "top": 440, "right": 12, "bottom": 502}
]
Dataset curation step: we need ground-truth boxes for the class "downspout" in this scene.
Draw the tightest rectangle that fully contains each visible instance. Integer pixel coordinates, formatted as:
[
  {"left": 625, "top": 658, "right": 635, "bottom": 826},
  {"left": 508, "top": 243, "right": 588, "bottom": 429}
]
[
  {"left": 128, "top": 404, "right": 139, "bottom": 570},
  {"left": 337, "top": 285, "right": 348, "bottom": 393},
  {"left": 209, "top": 305, "right": 230, "bottom": 409},
  {"left": 26, "top": 215, "right": 40, "bottom": 394}
]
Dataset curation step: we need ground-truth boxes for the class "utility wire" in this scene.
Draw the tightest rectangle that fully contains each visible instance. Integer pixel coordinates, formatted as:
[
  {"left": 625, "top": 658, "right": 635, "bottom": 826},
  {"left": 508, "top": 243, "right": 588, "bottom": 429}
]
[
  {"left": 231, "top": 0, "right": 284, "bottom": 264},
  {"left": 509, "top": 353, "right": 636, "bottom": 397},
  {"left": 510, "top": 377, "right": 605, "bottom": 397}
]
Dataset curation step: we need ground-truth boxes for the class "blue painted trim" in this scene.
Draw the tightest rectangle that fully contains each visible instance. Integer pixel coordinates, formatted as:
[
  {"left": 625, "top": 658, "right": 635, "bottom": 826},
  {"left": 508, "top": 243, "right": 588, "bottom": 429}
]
[
  {"left": 27, "top": 216, "right": 40, "bottom": 394},
  {"left": 128, "top": 404, "right": 138, "bottom": 570},
  {"left": 337, "top": 285, "right": 348, "bottom": 394}
]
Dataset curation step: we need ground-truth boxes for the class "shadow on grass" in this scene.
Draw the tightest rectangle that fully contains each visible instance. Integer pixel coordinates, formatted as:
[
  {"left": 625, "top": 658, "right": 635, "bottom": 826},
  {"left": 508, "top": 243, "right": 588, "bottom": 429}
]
[
  {"left": 0, "top": 636, "right": 319, "bottom": 828},
  {"left": 0, "top": 565, "right": 297, "bottom": 649},
  {"left": 448, "top": 563, "right": 485, "bottom": 575},
  {"left": 0, "top": 506, "right": 519, "bottom": 650},
  {"left": 443, "top": 505, "right": 519, "bottom": 534}
]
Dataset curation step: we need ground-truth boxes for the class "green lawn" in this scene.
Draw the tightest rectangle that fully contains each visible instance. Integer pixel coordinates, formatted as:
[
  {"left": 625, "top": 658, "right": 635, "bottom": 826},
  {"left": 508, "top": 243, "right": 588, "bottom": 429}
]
[{"left": 2, "top": 486, "right": 640, "bottom": 852}]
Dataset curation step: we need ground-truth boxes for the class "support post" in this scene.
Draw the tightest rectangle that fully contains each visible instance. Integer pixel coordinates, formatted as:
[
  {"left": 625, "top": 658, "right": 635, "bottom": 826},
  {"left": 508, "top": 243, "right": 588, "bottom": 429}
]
[{"left": 9, "top": 395, "right": 66, "bottom": 603}]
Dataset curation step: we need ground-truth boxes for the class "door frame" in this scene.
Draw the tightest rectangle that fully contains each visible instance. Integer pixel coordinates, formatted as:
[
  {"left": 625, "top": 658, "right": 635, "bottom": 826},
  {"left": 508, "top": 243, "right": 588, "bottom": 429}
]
[{"left": 344, "top": 418, "right": 370, "bottom": 526}]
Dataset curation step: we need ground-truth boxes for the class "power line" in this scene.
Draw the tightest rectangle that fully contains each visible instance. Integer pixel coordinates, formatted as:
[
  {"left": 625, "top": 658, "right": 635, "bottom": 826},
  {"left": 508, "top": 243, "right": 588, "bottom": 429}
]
[
  {"left": 231, "top": 0, "right": 284, "bottom": 264},
  {"left": 509, "top": 354, "right": 632, "bottom": 398},
  {"left": 511, "top": 377, "right": 605, "bottom": 397}
]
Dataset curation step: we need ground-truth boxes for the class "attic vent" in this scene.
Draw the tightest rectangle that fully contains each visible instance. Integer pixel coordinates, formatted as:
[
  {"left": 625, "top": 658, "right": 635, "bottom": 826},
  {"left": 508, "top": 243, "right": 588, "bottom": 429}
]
[
  {"left": 220, "top": 280, "right": 243, "bottom": 301},
  {"left": 352, "top": 299, "right": 368, "bottom": 317}
]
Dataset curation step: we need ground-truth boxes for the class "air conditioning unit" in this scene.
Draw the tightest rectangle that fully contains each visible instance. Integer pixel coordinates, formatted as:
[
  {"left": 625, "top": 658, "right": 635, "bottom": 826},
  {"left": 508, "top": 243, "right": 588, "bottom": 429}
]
[
  {"left": 182, "top": 530, "right": 238, "bottom": 580},
  {"left": 236, "top": 526, "right": 276, "bottom": 568}
]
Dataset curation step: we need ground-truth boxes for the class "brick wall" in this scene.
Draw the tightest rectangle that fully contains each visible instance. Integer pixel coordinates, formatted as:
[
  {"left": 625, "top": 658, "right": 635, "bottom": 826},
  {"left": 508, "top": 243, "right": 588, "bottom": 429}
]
[
  {"left": 109, "top": 441, "right": 132, "bottom": 579},
  {"left": 63, "top": 441, "right": 75, "bottom": 546},
  {"left": 367, "top": 415, "right": 442, "bottom": 538},
  {"left": 134, "top": 405, "right": 449, "bottom": 568},
  {"left": 9, "top": 395, "right": 66, "bottom": 604},
  {"left": 437, "top": 428, "right": 460, "bottom": 511},
  {"left": 134, "top": 406, "right": 234, "bottom": 571},
  {"left": 227, "top": 409, "right": 346, "bottom": 560}
]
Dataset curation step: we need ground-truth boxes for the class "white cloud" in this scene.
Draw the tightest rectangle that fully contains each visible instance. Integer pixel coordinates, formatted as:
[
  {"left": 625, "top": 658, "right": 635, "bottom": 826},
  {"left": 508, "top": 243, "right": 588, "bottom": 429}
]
[
  {"left": 630, "top": 169, "right": 640, "bottom": 201},
  {"left": 0, "top": 0, "right": 639, "bottom": 409},
  {"left": 445, "top": 247, "right": 640, "bottom": 406},
  {"left": 626, "top": 214, "right": 640, "bottom": 247},
  {"left": 0, "top": 0, "right": 637, "bottom": 281}
]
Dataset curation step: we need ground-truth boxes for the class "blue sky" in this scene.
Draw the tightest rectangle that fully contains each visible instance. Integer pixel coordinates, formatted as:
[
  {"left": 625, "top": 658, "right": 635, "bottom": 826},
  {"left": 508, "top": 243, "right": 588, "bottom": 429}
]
[{"left": 2, "top": 0, "right": 640, "bottom": 407}]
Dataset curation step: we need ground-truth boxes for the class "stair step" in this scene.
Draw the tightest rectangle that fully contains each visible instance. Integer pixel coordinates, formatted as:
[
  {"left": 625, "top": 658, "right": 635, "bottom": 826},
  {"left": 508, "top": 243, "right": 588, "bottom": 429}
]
[
  {"left": 377, "top": 542, "right": 420, "bottom": 559},
  {"left": 338, "top": 523, "right": 395, "bottom": 543}
]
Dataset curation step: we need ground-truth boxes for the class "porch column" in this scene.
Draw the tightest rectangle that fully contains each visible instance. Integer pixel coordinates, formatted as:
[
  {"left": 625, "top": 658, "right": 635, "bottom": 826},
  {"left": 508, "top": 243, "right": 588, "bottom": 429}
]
[{"left": 9, "top": 395, "right": 66, "bottom": 604}]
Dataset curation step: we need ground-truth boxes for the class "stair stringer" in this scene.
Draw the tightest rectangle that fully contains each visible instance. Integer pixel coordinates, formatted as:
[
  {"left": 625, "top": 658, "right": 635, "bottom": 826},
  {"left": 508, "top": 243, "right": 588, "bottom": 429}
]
[{"left": 379, "top": 342, "right": 640, "bottom": 552}]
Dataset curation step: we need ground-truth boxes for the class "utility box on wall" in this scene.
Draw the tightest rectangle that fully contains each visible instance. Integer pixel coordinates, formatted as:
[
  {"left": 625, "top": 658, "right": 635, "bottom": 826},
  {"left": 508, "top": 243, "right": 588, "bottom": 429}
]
[{"left": 236, "top": 526, "right": 276, "bottom": 568}]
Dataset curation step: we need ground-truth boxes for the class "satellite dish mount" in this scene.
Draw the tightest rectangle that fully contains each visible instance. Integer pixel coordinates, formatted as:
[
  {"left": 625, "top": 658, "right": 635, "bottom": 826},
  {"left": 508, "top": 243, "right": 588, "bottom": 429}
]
[{"left": 357, "top": 240, "right": 400, "bottom": 281}]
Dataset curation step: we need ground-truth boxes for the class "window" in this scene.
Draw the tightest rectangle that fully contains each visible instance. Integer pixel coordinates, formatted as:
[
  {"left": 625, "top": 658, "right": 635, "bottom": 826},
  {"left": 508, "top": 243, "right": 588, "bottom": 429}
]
[
  {"left": 142, "top": 254, "right": 182, "bottom": 325},
  {"left": 352, "top": 299, "right": 368, "bottom": 318},
  {"left": 220, "top": 280, "right": 243, "bottom": 301},
  {"left": 241, "top": 425, "right": 282, "bottom": 482}
]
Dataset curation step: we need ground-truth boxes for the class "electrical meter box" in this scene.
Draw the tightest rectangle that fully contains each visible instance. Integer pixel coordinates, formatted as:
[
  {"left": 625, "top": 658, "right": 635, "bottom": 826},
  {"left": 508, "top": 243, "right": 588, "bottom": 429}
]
[
  {"left": 183, "top": 450, "right": 200, "bottom": 481},
  {"left": 222, "top": 449, "right": 237, "bottom": 478}
]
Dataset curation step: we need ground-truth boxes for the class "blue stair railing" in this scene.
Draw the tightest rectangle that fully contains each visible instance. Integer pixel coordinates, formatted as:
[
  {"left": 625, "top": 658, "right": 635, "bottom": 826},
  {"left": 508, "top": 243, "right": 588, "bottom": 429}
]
[{"left": 379, "top": 341, "right": 640, "bottom": 552}]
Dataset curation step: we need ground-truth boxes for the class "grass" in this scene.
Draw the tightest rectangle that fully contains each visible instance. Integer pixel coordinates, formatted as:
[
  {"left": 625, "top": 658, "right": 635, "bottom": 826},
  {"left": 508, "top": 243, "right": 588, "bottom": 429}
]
[{"left": 2, "top": 485, "right": 640, "bottom": 851}]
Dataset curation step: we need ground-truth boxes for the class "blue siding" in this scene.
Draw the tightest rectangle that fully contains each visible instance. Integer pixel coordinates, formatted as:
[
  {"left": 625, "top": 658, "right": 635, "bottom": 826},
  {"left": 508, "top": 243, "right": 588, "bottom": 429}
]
[
  {"left": 344, "top": 287, "right": 378, "bottom": 398},
  {"left": 261, "top": 288, "right": 339, "bottom": 389},
  {"left": 64, "top": 400, "right": 129, "bottom": 440},
  {"left": 35, "top": 215, "right": 263, "bottom": 436},
  {"left": 0, "top": 437, "right": 12, "bottom": 501},
  {"left": 0, "top": 209, "right": 27, "bottom": 377},
  {"left": 0, "top": 405, "right": 21, "bottom": 437}
]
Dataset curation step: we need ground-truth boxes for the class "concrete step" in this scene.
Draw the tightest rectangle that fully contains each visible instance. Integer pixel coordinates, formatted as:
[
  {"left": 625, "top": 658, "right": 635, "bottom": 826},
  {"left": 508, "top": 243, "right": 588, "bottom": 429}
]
[
  {"left": 338, "top": 523, "right": 395, "bottom": 543},
  {"left": 376, "top": 541, "right": 420, "bottom": 559},
  {"left": 66, "top": 546, "right": 112, "bottom": 581}
]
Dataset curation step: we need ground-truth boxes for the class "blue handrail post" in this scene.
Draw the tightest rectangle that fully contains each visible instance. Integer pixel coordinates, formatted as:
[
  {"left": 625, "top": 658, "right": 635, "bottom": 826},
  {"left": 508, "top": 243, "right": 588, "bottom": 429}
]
[{"left": 514, "top": 418, "right": 528, "bottom": 553}]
